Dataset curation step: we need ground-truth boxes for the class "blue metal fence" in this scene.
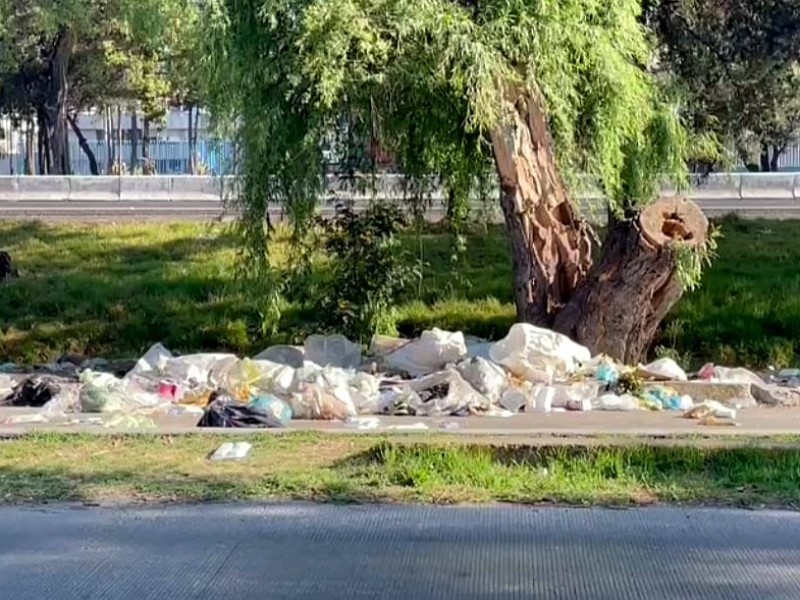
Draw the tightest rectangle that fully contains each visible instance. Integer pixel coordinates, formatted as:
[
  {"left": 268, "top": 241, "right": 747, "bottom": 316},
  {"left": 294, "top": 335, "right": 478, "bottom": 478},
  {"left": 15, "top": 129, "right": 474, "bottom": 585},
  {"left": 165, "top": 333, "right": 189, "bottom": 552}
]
[{"left": 6, "top": 139, "right": 237, "bottom": 176}]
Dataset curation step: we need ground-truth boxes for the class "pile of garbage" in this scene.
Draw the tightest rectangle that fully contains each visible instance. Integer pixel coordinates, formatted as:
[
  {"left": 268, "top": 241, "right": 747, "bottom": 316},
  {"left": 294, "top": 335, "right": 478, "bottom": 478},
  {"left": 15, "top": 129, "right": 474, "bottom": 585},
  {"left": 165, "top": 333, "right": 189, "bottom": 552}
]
[{"left": 1, "top": 324, "right": 798, "bottom": 430}]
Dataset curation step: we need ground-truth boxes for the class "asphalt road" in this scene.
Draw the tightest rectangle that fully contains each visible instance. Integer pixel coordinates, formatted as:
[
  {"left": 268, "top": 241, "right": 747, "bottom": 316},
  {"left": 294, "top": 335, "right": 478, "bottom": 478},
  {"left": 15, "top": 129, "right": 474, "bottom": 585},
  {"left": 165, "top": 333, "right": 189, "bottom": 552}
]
[
  {"left": 0, "top": 198, "right": 798, "bottom": 221},
  {"left": 2, "top": 503, "right": 799, "bottom": 599}
]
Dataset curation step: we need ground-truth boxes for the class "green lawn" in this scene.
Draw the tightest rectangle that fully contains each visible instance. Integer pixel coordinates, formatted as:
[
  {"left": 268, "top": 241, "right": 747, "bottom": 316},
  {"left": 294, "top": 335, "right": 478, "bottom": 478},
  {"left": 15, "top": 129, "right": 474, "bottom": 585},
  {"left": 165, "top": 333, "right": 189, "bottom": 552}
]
[
  {"left": 0, "top": 216, "right": 799, "bottom": 368},
  {"left": 1, "top": 434, "right": 800, "bottom": 507}
]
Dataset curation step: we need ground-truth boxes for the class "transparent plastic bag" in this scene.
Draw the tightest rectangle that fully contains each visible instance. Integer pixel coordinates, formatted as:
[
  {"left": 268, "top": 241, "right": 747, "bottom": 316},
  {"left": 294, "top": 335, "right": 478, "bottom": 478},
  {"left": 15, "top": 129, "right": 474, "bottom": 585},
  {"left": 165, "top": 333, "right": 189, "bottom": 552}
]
[
  {"left": 304, "top": 334, "right": 362, "bottom": 369},
  {"left": 384, "top": 329, "right": 467, "bottom": 377},
  {"left": 289, "top": 382, "right": 357, "bottom": 420},
  {"left": 410, "top": 369, "right": 490, "bottom": 416},
  {"left": 456, "top": 357, "right": 508, "bottom": 402},
  {"left": 251, "top": 345, "right": 305, "bottom": 368},
  {"left": 639, "top": 357, "right": 688, "bottom": 381},
  {"left": 490, "top": 323, "right": 590, "bottom": 382}
]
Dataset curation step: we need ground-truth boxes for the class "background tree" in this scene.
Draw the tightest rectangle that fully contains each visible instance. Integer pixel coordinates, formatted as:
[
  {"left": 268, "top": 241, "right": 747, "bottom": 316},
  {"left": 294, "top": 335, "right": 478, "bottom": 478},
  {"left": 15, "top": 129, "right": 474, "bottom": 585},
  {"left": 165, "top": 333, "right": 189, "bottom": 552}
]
[
  {"left": 645, "top": 0, "right": 800, "bottom": 172},
  {"left": 0, "top": 0, "right": 197, "bottom": 174},
  {"left": 204, "top": 0, "right": 713, "bottom": 362}
]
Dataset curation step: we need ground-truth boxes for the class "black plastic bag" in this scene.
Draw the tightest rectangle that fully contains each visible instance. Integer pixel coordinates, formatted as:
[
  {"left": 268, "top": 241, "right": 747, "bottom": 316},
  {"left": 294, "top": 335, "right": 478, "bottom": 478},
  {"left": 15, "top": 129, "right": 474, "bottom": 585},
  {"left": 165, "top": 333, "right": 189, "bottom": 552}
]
[
  {"left": 1, "top": 377, "right": 61, "bottom": 407},
  {"left": 197, "top": 399, "right": 285, "bottom": 429}
]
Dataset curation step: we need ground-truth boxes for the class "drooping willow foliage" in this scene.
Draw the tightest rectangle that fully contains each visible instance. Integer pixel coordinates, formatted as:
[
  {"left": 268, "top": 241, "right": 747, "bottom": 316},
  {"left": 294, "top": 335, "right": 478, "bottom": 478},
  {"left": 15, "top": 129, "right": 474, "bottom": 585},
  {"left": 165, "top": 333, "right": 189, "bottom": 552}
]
[{"left": 201, "top": 0, "right": 694, "bottom": 307}]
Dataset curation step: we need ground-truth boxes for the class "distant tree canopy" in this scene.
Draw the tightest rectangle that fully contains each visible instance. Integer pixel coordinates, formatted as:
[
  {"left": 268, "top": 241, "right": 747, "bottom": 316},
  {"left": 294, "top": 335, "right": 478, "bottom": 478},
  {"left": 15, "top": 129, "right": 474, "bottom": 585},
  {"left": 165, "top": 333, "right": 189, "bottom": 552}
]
[
  {"left": 0, "top": 0, "right": 200, "bottom": 174},
  {"left": 646, "top": 0, "right": 800, "bottom": 171}
]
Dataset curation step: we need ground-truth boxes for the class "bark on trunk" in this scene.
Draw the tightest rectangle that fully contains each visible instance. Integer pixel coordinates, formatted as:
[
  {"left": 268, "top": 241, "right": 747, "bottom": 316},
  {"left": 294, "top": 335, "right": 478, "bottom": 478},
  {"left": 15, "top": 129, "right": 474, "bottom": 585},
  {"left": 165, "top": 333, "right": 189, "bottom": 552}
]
[
  {"left": 489, "top": 89, "right": 709, "bottom": 363},
  {"left": 68, "top": 114, "right": 99, "bottom": 175},
  {"left": 770, "top": 144, "right": 783, "bottom": 172},
  {"left": 759, "top": 143, "right": 770, "bottom": 172},
  {"left": 553, "top": 198, "right": 708, "bottom": 363},
  {"left": 43, "top": 28, "right": 74, "bottom": 175},
  {"left": 489, "top": 90, "right": 593, "bottom": 325}
]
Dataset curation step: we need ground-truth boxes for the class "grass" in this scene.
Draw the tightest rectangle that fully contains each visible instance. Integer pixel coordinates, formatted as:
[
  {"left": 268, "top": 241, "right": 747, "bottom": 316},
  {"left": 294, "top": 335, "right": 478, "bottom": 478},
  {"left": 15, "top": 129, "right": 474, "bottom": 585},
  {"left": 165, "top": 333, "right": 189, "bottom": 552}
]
[
  {"left": 0, "top": 216, "right": 799, "bottom": 368},
  {"left": 1, "top": 433, "right": 800, "bottom": 507}
]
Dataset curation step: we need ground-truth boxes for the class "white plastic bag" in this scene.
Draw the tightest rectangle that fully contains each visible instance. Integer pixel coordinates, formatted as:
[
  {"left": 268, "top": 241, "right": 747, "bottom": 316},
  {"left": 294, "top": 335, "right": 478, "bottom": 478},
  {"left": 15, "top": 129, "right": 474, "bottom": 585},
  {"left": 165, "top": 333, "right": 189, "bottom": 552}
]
[
  {"left": 596, "top": 393, "right": 641, "bottom": 411},
  {"left": 304, "top": 334, "right": 362, "bottom": 369},
  {"left": 639, "top": 357, "right": 688, "bottom": 381},
  {"left": 410, "top": 369, "right": 490, "bottom": 416},
  {"left": 384, "top": 329, "right": 468, "bottom": 376},
  {"left": 456, "top": 357, "right": 508, "bottom": 402},
  {"left": 289, "top": 382, "right": 357, "bottom": 420},
  {"left": 490, "top": 323, "right": 590, "bottom": 382},
  {"left": 499, "top": 382, "right": 538, "bottom": 413},
  {"left": 128, "top": 342, "right": 174, "bottom": 378},
  {"left": 0, "top": 374, "right": 14, "bottom": 398}
]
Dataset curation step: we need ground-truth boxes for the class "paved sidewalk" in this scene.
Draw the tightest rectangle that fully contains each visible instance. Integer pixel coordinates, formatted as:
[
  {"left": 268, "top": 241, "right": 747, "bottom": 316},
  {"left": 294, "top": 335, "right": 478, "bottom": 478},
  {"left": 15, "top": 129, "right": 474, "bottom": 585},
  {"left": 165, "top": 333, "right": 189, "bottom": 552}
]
[{"left": 2, "top": 405, "right": 800, "bottom": 440}]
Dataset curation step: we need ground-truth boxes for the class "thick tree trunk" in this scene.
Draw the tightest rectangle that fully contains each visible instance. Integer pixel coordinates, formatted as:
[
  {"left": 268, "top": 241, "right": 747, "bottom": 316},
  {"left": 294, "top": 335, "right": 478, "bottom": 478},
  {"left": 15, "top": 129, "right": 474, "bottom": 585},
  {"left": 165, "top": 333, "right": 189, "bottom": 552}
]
[
  {"left": 490, "top": 90, "right": 709, "bottom": 363},
  {"left": 43, "top": 28, "right": 74, "bottom": 175},
  {"left": 759, "top": 143, "right": 770, "bottom": 172},
  {"left": 68, "top": 114, "right": 99, "bottom": 175},
  {"left": 553, "top": 198, "right": 708, "bottom": 363},
  {"left": 489, "top": 91, "right": 593, "bottom": 325},
  {"left": 770, "top": 144, "right": 783, "bottom": 172}
]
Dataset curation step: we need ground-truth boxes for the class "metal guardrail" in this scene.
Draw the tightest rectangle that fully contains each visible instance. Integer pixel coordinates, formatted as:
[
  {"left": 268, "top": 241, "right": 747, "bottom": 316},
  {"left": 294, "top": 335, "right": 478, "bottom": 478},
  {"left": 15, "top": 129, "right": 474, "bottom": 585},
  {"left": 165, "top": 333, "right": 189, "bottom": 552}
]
[{"left": 0, "top": 173, "right": 799, "bottom": 219}]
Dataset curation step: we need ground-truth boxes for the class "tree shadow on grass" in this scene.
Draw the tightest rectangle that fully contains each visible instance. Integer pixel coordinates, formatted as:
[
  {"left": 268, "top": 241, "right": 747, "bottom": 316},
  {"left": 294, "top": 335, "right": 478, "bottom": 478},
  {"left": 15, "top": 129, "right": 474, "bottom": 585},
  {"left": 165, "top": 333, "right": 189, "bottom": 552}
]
[
  {"left": 0, "top": 465, "right": 389, "bottom": 506},
  {"left": 0, "top": 221, "right": 251, "bottom": 362}
]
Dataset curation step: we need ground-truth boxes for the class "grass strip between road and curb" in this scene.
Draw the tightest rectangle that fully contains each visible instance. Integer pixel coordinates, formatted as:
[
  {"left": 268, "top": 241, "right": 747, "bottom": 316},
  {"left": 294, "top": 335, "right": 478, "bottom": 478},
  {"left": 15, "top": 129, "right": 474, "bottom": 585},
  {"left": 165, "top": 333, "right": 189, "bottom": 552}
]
[{"left": 1, "top": 433, "right": 800, "bottom": 508}]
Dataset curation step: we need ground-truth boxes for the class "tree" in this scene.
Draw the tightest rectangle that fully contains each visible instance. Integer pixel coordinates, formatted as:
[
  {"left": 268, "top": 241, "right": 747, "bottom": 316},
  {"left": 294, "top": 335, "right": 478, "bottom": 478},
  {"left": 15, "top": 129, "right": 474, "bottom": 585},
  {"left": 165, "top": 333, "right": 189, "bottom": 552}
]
[
  {"left": 204, "top": 0, "right": 713, "bottom": 363},
  {"left": 645, "top": 0, "right": 800, "bottom": 172},
  {"left": 0, "top": 0, "right": 197, "bottom": 174}
]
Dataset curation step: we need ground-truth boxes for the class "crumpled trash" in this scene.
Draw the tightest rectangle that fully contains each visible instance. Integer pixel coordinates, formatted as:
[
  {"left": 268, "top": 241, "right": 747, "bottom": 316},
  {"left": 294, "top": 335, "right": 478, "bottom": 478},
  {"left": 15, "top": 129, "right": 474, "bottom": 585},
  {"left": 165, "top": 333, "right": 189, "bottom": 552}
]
[
  {"left": 224, "top": 358, "right": 296, "bottom": 400},
  {"left": 596, "top": 393, "right": 641, "bottom": 411},
  {"left": 456, "top": 357, "right": 508, "bottom": 402},
  {"left": 344, "top": 416, "right": 381, "bottom": 430},
  {"left": 79, "top": 370, "right": 163, "bottom": 413},
  {"left": 684, "top": 400, "right": 736, "bottom": 420},
  {"left": 289, "top": 381, "right": 357, "bottom": 420},
  {"left": 499, "top": 382, "right": 536, "bottom": 413},
  {"left": 249, "top": 394, "right": 293, "bottom": 425},
  {"left": 103, "top": 414, "right": 157, "bottom": 430},
  {"left": 377, "top": 387, "right": 422, "bottom": 416},
  {"left": 596, "top": 362, "right": 619, "bottom": 384},
  {"left": 639, "top": 357, "right": 688, "bottom": 381},
  {"left": 489, "top": 323, "right": 590, "bottom": 382},
  {"left": 383, "top": 329, "right": 467, "bottom": 377},
  {"left": 198, "top": 397, "right": 286, "bottom": 428},
  {"left": 406, "top": 369, "right": 490, "bottom": 416},
  {"left": 0, "top": 374, "right": 15, "bottom": 398},
  {"left": 642, "top": 386, "right": 693, "bottom": 411},
  {"left": 304, "top": 334, "right": 362, "bottom": 369},
  {"left": 697, "top": 364, "right": 765, "bottom": 385},
  {"left": 210, "top": 441, "right": 252, "bottom": 460},
  {"left": 552, "top": 381, "right": 602, "bottom": 408},
  {"left": 1, "top": 376, "right": 62, "bottom": 407},
  {"left": 251, "top": 345, "right": 305, "bottom": 368},
  {"left": 126, "top": 344, "right": 239, "bottom": 392}
]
